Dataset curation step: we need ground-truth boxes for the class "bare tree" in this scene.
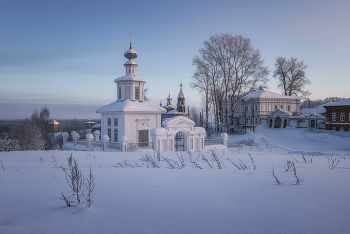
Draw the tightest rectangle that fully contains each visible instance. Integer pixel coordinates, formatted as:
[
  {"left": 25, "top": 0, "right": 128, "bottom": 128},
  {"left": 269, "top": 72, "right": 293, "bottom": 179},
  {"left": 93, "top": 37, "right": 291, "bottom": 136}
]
[
  {"left": 188, "top": 106, "right": 200, "bottom": 126},
  {"left": 144, "top": 87, "right": 150, "bottom": 102},
  {"left": 273, "top": 57, "right": 310, "bottom": 98},
  {"left": 191, "top": 33, "right": 269, "bottom": 132}
]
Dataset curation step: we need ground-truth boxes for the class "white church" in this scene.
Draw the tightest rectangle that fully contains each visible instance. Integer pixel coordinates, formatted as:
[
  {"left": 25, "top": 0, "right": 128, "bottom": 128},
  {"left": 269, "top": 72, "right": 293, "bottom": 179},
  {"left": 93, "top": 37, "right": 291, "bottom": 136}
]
[{"left": 95, "top": 42, "right": 207, "bottom": 152}]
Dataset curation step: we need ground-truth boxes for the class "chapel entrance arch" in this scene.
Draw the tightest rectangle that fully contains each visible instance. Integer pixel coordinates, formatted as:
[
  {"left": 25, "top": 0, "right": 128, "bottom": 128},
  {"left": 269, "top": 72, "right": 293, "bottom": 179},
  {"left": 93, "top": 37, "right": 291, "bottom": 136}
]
[
  {"left": 175, "top": 131, "right": 185, "bottom": 151},
  {"left": 275, "top": 117, "right": 281, "bottom": 128}
]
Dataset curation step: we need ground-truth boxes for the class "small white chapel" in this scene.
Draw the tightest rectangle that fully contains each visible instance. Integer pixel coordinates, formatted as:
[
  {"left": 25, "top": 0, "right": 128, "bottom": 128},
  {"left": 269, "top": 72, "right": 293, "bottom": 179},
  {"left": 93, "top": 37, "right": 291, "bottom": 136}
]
[
  {"left": 96, "top": 40, "right": 207, "bottom": 152},
  {"left": 96, "top": 42, "right": 166, "bottom": 150}
]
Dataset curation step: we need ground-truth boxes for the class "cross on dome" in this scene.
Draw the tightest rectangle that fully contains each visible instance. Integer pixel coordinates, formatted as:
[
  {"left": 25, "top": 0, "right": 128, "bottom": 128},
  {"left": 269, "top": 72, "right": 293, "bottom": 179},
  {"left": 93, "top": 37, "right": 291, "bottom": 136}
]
[{"left": 128, "top": 32, "right": 133, "bottom": 42}]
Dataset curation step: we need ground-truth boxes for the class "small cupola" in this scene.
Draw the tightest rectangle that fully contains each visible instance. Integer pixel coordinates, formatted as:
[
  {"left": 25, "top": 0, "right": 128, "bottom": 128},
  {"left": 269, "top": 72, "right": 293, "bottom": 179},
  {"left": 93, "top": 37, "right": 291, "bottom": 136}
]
[
  {"left": 114, "top": 36, "right": 146, "bottom": 103},
  {"left": 167, "top": 92, "right": 172, "bottom": 106},
  {"left": 124, "top": 43, "right": 138, "bottom": 75}
]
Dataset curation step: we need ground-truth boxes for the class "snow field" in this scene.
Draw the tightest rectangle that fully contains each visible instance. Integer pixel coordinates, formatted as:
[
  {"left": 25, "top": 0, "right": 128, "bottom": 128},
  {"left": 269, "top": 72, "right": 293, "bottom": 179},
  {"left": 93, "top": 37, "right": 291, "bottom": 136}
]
[{"left": 0, "top": 125, "right": 349, "bottom": 233}]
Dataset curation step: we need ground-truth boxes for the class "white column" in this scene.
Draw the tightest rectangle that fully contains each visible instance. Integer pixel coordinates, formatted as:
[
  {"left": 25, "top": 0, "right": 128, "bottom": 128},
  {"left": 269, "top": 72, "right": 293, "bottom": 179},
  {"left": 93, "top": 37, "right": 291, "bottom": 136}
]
[
  {"left": 62, "top": 132, "right": 69, "bottom": 144},
  {"left": 71, "top": 131, "right": 80, "bottom": 146},
  {"left": 86, "top": 133, "right": 94, "bottom": 148}
]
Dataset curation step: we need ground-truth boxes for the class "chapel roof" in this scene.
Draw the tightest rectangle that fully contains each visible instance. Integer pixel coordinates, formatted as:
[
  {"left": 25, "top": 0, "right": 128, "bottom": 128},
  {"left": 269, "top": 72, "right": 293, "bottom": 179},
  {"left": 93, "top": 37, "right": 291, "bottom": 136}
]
[
  {"left": 114, "top": 74, "right": 146, "bottom": 82},
  {"left": 96, "top": 100, "right": 166, "bottom": 113}
]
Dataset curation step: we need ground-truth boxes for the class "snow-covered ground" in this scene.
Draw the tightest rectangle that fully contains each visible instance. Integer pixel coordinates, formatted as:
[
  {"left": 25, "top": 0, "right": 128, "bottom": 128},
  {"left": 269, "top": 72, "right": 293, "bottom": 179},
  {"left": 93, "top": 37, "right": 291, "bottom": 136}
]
[{"left": 1, "top": 125, "right": 349, "bottom": 234}]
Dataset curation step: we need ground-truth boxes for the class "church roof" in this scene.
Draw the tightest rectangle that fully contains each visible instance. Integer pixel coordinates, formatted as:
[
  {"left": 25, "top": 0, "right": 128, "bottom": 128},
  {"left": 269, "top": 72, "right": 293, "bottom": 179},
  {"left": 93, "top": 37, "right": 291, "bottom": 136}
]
[
  {"left": 96, "top": 100, "right": 166, "bottom": 113},
  {"left": 243, "top": 89, "right": 299, "bottom": 101},
  {"left": 114, "top": 74, "right": 146, "bottom": 82}
]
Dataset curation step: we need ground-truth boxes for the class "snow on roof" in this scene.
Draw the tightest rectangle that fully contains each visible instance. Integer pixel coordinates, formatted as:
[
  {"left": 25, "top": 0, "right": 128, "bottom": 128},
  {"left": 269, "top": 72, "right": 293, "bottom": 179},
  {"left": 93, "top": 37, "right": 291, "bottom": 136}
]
[
  {"left": 164, "top": 104, "right": 176, "bottom": 109},
  {"left": 124, "top": 60, "right": 137, "bottom": 65},
  {"left": 305, "top": 112, "right": 325, "bottom": 118},
  {"left": 323, "top": 98, "right": 350, "bottom": 107},
  {"left": 166, "top": 108, "right": 179, "bottom": 114},
  {"left": 267, "top": 108, "right": 292, "bottom": 116},
  {"left": 243, "top": 89, "right": 299, "bottom": 101},
  {"left": 162, "top": 116, "right": 195, "bottom": 127},
  {"left": 150, "top": 127, "right": 168, "bottom": 136},
  {"left": 314, "top": 102, "right": 334, "bottom": 108},
  {"left": 300, "top": 108, "right": 326, "bottom": 115},
  {"left": 96, "top": 100, "right": 166, "bottom": 113},
  {"left": 114, "top": 74, "right": 146, "bottom": 83},
  {"left": 49, "top": 120, "right": 59, "bottom": 124},
  {"left": 124, "top": 48, "right": 137, "bottom": 55}
]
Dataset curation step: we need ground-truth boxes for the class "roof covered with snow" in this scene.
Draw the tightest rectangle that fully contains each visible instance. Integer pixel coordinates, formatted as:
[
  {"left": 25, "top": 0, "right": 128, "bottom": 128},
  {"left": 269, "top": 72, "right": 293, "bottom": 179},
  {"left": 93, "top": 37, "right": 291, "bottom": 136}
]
[
  {"left": 162, "top": 116, "right": 194, "bottom": 127},
  {"left": 49, "top": 120, "right": 59, "bottom": 125},
  {"left": 267, "top": 108, "right": 292, "bottom": 116},
  {"left": 300, "top": 108, "right": 326, "bottom": 115},
  {"left": 96, "top": 100, "right": 166, "bottom": 113},
  {"left": 323, "top": 98, "right": 350, "bottom": 107},
  {"left": 124, "top": 60, "right": 137, "bottom": 65},
  {"left": 114, "top": 74, "right": 146, "bottom": 83},
  {"left": 314, "top": 102, "right": 334, "bottom": 108},
  {"left": 243, "top": 89, "right": 299, "bottom": 101}
]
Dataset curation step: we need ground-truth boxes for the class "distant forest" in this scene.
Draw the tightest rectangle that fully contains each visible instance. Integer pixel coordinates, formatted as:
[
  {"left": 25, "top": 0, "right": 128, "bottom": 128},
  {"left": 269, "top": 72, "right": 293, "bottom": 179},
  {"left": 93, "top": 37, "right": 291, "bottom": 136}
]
[{"left": 0, "top": 118, "right": 101, "bottom": 134}]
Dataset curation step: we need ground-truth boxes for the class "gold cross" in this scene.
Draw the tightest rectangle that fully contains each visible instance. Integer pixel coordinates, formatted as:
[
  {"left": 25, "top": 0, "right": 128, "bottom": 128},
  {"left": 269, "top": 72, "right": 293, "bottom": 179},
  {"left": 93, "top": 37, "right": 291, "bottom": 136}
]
[{"left": 128, "top": 32, "right": 133, "bottom": 42}]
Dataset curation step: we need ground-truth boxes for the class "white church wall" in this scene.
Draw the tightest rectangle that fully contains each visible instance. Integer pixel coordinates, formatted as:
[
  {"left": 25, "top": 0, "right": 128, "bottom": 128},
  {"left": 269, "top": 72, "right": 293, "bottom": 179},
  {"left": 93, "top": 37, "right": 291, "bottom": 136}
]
[
  {"left": 101, "top": 113, "right": 125, "bottom": 143},
  {"left": 124, "top": 113, "right": 162, "bottom": 143}
]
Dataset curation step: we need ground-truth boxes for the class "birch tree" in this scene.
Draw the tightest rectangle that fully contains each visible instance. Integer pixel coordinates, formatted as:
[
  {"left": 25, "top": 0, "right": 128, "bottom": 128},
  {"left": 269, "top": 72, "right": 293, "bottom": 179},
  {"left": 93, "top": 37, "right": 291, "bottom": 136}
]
[{"left": 273, "top": 57, "right": 310, "bottom": 98}]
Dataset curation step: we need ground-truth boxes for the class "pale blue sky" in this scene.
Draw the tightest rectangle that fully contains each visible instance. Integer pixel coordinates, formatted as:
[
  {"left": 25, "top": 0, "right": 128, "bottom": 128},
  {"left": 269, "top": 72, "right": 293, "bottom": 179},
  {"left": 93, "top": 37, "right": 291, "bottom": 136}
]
[{"left": 1, "top": 0, "right": 349, "bottom": 119}]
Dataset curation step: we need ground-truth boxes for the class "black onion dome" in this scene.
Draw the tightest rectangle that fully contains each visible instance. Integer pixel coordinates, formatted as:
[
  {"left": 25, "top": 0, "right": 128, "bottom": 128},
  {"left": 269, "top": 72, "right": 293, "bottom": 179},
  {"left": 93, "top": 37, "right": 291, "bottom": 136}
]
[{"left": 124, "top": 43, "right": 137, "bottom": 60}]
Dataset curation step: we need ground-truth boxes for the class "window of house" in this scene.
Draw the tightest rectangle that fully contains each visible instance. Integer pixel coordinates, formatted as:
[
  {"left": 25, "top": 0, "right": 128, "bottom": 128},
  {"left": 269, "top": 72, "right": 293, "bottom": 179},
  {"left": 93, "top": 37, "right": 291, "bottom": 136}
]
[
  {"left": 108, "top": 118, "right": 111, "bottom": 127},
  {"left": 341, "top": 113, "right": 345, "bottom": 122},
  {"left": 108, "top": 128, "right": 111, "bottom": 140},
  {"left": 332, "top": 113, "right": 336, "bottom": 121},
  {"left": 340, "top": 127, "right": 344, "bottom": 131},
  {"left": 332, "top": 127, "right": 336, "bottom": 131},
  {"left": 114, "top": 118, "right": 118, "bottom": 127},
  {"left": 255, "top": 105, "right": 257, "bottom": 111},
  {"left": 275, "top": 105, "right": 277, "bottom": 110},
  {"left": 135, "top": 86, "right": 140, "bottom": 100},
  {"left": 288, "top": 105, "right": 290, "bottom": 112},
  {"left": 281, "top": 105, "right": 283, "bottom": 110},
  {"left": 114, "top": 129, "right": 118, "bottom": 142},
  {"left": 118, "top": 86, "right": 121, "bottom": 99}
]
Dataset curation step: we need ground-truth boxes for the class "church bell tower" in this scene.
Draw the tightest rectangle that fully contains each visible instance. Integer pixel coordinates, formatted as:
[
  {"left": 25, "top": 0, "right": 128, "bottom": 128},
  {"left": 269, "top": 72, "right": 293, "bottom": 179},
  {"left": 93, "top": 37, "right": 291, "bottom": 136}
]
[
  {"left": 177, "top": 82, "right": 185, "bottom": 112},
  {"left": 114, "top": 32, "right": 146, "bottom": 102}
]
